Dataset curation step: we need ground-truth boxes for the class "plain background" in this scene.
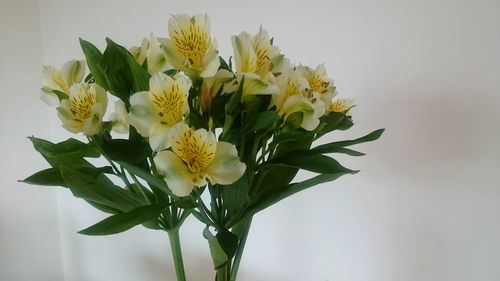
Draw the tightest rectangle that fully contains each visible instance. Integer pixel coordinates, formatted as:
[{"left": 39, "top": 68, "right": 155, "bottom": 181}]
[{"left": 1, "top": 0, "right": 500, "bottom": 280}]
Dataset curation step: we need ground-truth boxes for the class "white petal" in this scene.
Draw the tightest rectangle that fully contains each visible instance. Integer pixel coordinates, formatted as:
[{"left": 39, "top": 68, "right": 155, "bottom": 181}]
[
  {"left": 231, "top": 32, "right": 254, "bottom": 73},
  {"left": 200, "top": 50, "right": 220, "bottom": 78},
  {"left": 39, "top": 91, "right": 60, "bottom": 107},
  {"left": 149, "top": 123, "right": 171, "bottom": 152},
  {"left": 205, "top": 142, "right": 246, "bottom": 185},
  {"left": 300, "top": 114, "right": 320, "bottom": 131},
  {"left": 154, "top": 150, "right": 195, "bottom": 197},
  {"left": 242, "top": 73, "right": 279, "bottom": 96},
  {"left": 61, "top": 60, "right": 85, "bottom": 85},
  {"left": 149, "top": 72, "right": 174, "bottom": 96},
  {"left": 127, "top": 92, "right": 157, "bottom": 136},
  {"left": 160, "top": 38, "right": 186, "bottom": 72},
  {"left": 110, "top": 100, "right": 129, "bottom": 134}
]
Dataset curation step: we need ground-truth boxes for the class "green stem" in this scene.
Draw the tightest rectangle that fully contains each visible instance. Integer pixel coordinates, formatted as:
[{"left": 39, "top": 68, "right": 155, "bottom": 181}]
[
  {"left": 229, "top": 218, "right": 252, "bottom": 281},
  {"left": 216, "top": 264, "right": 229, "bottom": 281},
  {"left": 167, "top": 228, "right": 186, "bottom": 281}
]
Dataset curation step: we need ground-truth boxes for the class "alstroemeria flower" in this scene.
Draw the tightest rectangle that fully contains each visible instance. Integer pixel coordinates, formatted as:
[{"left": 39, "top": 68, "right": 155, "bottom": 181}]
[
  {"left": 154, "top": 122, "right": 246, "bottom": 196},
  {"left": 298, "top": 64, "right": 336, "bottom": 108},
  {"left": 161, "top": 14, "right": 220, "bottom": 78},
  {"left": 273, "top": 60, "right": 325, "bottom": 131},
  {"left": 126, "top": 72, "right": 191, "bottom": 152},
  {"left": 231, "top": 27, "right": 281, "bottom": 96},
  {"left": 57, "top": 83, "right": 107, "bottom": 135},
  {"left": 329, "top": 98, "right": 355, "bottom": 116},
  {"left": 41, "top": 60, "right": 85, "bottom": 106},
  {"left": 130, "top": 34, "right": 170, "bottom": 74},
  {"left": 109, "top": 100, "right": 129, "bottom": 134}
]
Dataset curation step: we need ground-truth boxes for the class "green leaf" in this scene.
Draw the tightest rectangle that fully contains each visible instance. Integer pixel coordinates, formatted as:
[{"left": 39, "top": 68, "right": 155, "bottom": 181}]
[
  {"left": 311, "top": 146, "right": 366, "bottom": 156},
  {"left": 79, "top": 203, "right": 167, "bottom": 235},
  {"left": 60, "top": 166, "right": 145, "bottom": 212},
  {"left": 245, "top": 111, "right": 279, "bottom": 132},
  {"left": 173, "top": 197, "right": 198, "bottom": 209},
  {"left": 315, "top": 112, "right": 346, "bottom": 138},
  {"left": 283, "top": 111, "right": 303, "bottom": 131},
  {"left": 29, "top": 137, "right": 99, "bottom": 169},
  {"left": 239, "top": 173, "right": 349, "bottom": 225},
  {"left": 30, "top": 137, "right": 99, "bottom": 158},
  {"left": 221, "top": 174, "right": 250, "bottom": 220},
  {"left": 273, "top": 130, "right": 315, "bottom": 158},
  {"left": 225, "top": 76, "right": 244, "bottom": 115},
  {"left": 101, "top": 138, "right": 151, "bottom": 165},
  {"left": 163, "top": 69, "right": 178, "bottom": 77},
  {"left": 22, "top": 168, "right": 65, "bottom": 187},
  {"left": 102, "top": 38, "right": 150, "bottom": 103},
  {"left": 264, "top": 154, "right": 357, "bottom": 174},
  {"left": 118, "top": 161, "right": 174, "bottom": 198},
  {"left": 79, "top": 38, "right": 108, "bottom": 89},
  {"left": 52, "top": 90, "right": 68, "bottom": 101},
  {"left": 22, "top": 166, "right": 113, "bottom": 187},
  {"left": 219, "top": 57, "right": 232, "bottom": 71},
  {"left": 313, "top": 129, "right": 385, "bottom": 152},
  {"left": 203, "top": 227, "right": 239, "bottom": 269}
]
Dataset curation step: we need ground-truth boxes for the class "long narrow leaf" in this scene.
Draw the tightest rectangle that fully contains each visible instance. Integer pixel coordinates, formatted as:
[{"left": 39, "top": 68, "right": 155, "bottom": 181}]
[
  {"left": 235, "top": 173, "right": 349, "bottom": 226},
  {"left": 263, "top": 154, "right": 357, "bottom": 174},
  {"left": 60, "top": 166, "right": 145, "bottom": 212},
  {"left": 79, "top": 204, "right": 167, "bottom": 235},
  {"left": 313, "top": 128, "right": 385, "bottom": 151},
  {"left": 118, "top": 161, "right": 174, "bottom": 197}
]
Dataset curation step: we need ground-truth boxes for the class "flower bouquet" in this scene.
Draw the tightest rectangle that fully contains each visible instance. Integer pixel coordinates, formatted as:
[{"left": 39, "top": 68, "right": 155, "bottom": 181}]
[{"left": 24, "top": 14, "right": 383, "bottom": 281}]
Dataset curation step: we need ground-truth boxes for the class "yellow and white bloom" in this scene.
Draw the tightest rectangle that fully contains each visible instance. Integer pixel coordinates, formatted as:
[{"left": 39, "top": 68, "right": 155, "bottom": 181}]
[
  {"left": 298, "top": 63, "right": 336, "bottom": 108},
  {"left": 56, "top": 83, "right": 107, "bottom": 135},
  {"left": 273, "top": 60, "right": 325, "bottom": 131},
  {"left": 329, "top": 98, "right": 355, "bottom": 116},
  {"left": 161, "top": 14, "right": 220, "bottom": 78},
  {"left": 130, "top": 34, "right": 170, "bottom": 74},
  {"left": 154, "top": 122, "right": 246, "bottom": 196},
  {"left": 231, "top": 27, "right": 281, "bottom": 96},
  {"left": 41, "top": 60, "right": 85, "bottom": 106},
  {"left": 109, "top": 100, "right": 129, "bottom": 134},
  {"left": 126, "top": 72, "right": 191, "bottom": 152}
]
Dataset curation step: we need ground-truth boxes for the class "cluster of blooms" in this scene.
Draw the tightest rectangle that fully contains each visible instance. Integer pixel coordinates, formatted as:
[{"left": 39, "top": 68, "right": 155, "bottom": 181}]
[{"left": 40, "top": 14, "right": 353, "bottom": 197}]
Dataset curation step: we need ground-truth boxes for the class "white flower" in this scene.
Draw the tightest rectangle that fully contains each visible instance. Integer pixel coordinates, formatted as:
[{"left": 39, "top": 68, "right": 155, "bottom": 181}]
[
  {"left": 41, "top": 60, "right": 85, "bottom": 106},
  {"left": 160, "top": 14, "right": 220, "bottom": 78},
  {"left": 109, "top": 100, "right": 129, "bottom": 134},
  {"left": 126, "top": 72, "right": 191, "bottom": 152},
  {"left": 298, "top": 63, "right": 336, "bottom": 111},
  {"left": 231, "top": 27, "right": 281, "bottom": 96},
  {"left": 329, "top": 98, "right": 355, "bottom": 116},
  {"left": 56, "top": 83, "right": 107, "bottom": 135},
  {"left": 154, "top": 122, "right": 246, "bottom": 196},
  {"left": 130, "top": 34, "right": 171, "bottom": 74},
  {"left": 272, "top": 59, "right": 326, "bottom": 131}
]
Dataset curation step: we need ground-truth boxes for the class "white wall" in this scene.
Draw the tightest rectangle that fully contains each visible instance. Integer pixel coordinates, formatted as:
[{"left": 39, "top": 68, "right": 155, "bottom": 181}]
[
  {"left": 3, "top": 0, "right": 500, "bottom": 280},
  {"left": 0, "top": 0, "right": 65, "bottom": 280}
]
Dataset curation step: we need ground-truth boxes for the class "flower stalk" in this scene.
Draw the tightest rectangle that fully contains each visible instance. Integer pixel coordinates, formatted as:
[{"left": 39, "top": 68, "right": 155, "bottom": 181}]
[{"left": 168, "top": 228, "right": 187, "bottom": 281}]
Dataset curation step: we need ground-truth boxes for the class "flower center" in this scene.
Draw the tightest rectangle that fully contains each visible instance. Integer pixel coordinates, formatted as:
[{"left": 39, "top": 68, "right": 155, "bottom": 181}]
[
  {"left": 71, "top": 90, "right": 96, "bottom": 121},
  {"left": 329, "top": 99, "right": 349, "bottom": 113},
  {"left": 253, "top": 42, "right": 271, "bottom": 78},
  {"left": 172, "top": 128, "right": 216, "bottom": 173},
  {"left": 308, "top": 74, "right": 330, "bottom": 94},
  {"left": 150, "top": 83, "right": 187, "bottom": 127},
  {"left": 172, "top": 24, "right": 210, "bottom": 68}
]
